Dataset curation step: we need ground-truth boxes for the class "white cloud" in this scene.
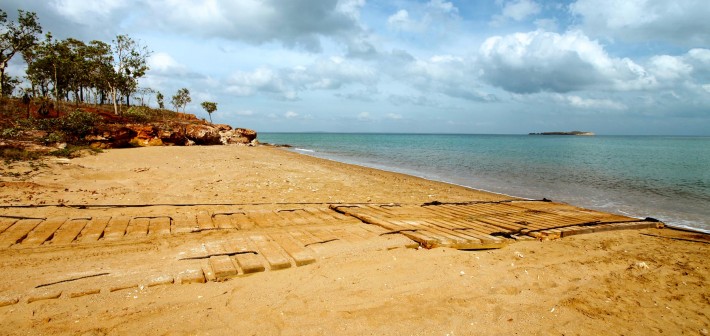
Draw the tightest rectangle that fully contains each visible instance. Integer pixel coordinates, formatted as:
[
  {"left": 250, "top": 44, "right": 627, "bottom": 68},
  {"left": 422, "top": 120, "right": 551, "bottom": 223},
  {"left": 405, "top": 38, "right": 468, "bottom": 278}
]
[
  {"left": 387, "top": 0, "right": 460, "bottom": 33},
  {"left": 649, "top": 55, "right": 692, "bottom": 81},
  {"left": 570, "top": 0, "right": 710, "bottom": 46},
  {"left": 478, "top": 30, "right": 656, "bottom": 93},
  {"left": 357, "top": 112, "right": 372, "bottom": 121},
  {"left": 388, "top": 10, "right": 414, "bottom": 31},
  {"left": 147, "top": 52, "right": 187, "bottom": 74},
  {"left": 501, "top": 0, "right": 540, "bottom": 21},
  {"left": 386, "top": 113, "right": 404, "bottom": 120},
  {"left": 224, "top": 58, "right": 377, "bottom": 99},
  {"left": 427, "top": 0, "right": 459, "bottom": 15},
  {"left": 284, "top": 111, "right": 299, "bottom": 119},
  {"left": 554, "top": 94, "right": 627, "bottom": 110},
  {"left": 51, "top": 0, "right": 127, "bottom": 23},
  {"left": 398, "top": 54, "right": 496, "bottom": 102},
  {"left": 141, "top": 0, "right": 363, "bottom": 51}
]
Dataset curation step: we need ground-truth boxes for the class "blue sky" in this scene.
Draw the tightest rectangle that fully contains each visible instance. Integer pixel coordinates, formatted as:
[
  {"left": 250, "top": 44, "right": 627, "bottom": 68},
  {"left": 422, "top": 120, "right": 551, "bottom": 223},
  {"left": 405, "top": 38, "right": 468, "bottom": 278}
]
[{"left": 4, "top": 0, "right": 710, "bottom": 135}]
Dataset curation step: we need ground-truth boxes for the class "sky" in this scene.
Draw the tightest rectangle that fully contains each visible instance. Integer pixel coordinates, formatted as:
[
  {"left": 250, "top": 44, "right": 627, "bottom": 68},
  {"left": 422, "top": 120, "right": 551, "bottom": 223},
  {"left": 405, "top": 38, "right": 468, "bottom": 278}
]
[{"left": 3, "top": 0, "right": 710, "bottom": 135}]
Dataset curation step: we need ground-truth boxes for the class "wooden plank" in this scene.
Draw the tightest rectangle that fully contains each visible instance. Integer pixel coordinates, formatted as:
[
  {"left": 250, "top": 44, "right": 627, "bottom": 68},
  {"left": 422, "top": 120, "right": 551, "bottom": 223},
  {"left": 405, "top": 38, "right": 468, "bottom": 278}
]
[
  {"left": 0, "top": 217, "right": 17, "bottom": 235},
  {"left": 212, "top": 214, "right": 235, "bottom": 229},
  {"left": 48, "top": 218, "right": 89, "bottom": 244},
  {"left": 23, "top": 217, "right": 67, "bottom": 246},
  {"left": 231, "top": 212, "right": 257, "bottom": 230},
  {"left": 208, "top": 256, "right": 238, "bottom": 280},
  {"left": 172, "top": 214, "right": 197, "bottom": 233},
  {"left": 289, "top": 229, "right": 322, "bottom": 246},
  {"left": 103, "top": 217, "right": 130, "bottom": 241},
  {"left": 235, "top": 253, "right": 265, "bottom": 274},
  {"left": 306, "top": 228, "right": 340, "bottom": 244},
  {"left": 249, "top": 234, "right": 292, "bottom": 270},
  {"left": 413, "top": 221, "right": 481, "bottom": 247},
  {"left": 230, "top": 237, "right": 265, "bottom": 274},
  {"left": 0, "top": 219, "right": 43, "bottom": 248},
  {"left": 125, "top": 217, "right": 150, "bottom": 238},
  {"left": 149, "top": 217, "right": 171, "bottom": 236},
  {"left": 77, "top": 216, "right": 111, "bottom": 242},
  {"left": 329, "top": 227, "right": 366, "bottom": 243},
  {"left": 270, "top": 232, "right": 316, "bottom": 266},
  {"left": 245, "top": 210, "right": 276, "bottom": 228},
  {"left": 196, "top": 210, "right": 214, "bottom": 230},
  {"left": 276, "top": 209, "right": 312, "bottom": 226},
  {"left": 179, "top": 268, "right": 206, "bottom": 284},
  {"left": 304, "top": 208, "right": 349, "bottom": 222},
  {"left": 426, "top": 219, "right": 505, "bottom": 246}
]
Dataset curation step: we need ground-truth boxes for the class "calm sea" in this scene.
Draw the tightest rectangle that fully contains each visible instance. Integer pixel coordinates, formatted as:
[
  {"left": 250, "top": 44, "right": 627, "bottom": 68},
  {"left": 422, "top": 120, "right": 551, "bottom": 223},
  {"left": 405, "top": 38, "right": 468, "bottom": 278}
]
[{"left": 259, "top": 133, "right": 710, "bottom": 233}]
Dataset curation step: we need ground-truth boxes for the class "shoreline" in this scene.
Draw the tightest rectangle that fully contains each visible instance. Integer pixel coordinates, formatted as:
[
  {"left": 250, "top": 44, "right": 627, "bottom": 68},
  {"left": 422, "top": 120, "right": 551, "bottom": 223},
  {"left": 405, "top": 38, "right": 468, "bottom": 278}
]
[
  {"left": 289, "top": 147, "right": 533, "bottom": 203},
  {"left": 0, "top": 145, "right": 708, "bottom": 335},
  {"left": 288, "top": 146, "right": 710, "bottom": 233},
  {"left": 266, "top": 134, "right": 709, "bottom": 234}
]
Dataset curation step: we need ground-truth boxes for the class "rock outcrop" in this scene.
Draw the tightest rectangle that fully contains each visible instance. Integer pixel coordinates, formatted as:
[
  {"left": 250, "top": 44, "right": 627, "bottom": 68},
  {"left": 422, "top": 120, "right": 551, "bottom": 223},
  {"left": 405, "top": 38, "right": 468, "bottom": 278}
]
[{"left": 88, "top": 122, "right": 257, "bottom": 149}]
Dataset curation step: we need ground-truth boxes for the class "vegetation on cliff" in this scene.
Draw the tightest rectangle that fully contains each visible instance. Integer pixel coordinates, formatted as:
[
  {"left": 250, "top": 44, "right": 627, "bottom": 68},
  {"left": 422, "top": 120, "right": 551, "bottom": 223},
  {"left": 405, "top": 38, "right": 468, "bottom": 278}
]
[{"left": 0, "top": 9, "right": 252, "bottom": 161}]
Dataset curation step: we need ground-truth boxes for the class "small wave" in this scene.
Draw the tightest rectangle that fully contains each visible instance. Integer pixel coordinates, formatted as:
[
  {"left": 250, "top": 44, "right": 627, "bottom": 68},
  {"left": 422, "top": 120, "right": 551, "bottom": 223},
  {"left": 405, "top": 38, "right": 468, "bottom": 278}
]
[{"left": 295, "top": 148, "right": 315, "bottom": 153}]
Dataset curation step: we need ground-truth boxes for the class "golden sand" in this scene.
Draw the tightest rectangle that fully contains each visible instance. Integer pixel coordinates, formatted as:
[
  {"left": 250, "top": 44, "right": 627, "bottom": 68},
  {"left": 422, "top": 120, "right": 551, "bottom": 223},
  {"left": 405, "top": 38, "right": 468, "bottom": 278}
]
[{"left": 0, "top": 146, "right": 707, "bottom": 335}]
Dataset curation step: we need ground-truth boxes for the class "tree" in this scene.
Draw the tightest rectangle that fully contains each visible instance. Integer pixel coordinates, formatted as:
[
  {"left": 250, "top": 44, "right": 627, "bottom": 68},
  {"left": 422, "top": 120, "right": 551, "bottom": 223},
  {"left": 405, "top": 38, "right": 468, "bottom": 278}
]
[
  {"left": 171, "top": 88, "right": 190, "bottom": 112},
  {"left": 201, "top": 101, "right": 217, "bottom": 124},
  {"left": 105, "top": 35, "right": 150, "bottom": 115},
  {"left": 156, "top": 91, "right": 164, "bottom": 109},
  {"left": 0, "top": 9, "right": 42, "bottom": 96}
]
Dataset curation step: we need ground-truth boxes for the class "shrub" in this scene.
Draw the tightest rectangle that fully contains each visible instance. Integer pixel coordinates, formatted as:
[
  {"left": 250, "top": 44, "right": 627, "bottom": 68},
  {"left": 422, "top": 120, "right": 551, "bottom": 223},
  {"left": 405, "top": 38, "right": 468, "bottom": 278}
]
[
  {"left": 61, "top": 110, "right": 100, "bottom": 139},
  {"left": 50, "top": 145, "right": 102, "bottom": 158},
  {"left": 43, "top": 132, "right": 65, "bottom": 144},
  {"left": 0, "top": 128, "right": 20, "bottom": 139},
  {"left": 125, "top": 106, "right": 151, "bottom": 123},
  {"left": 0, "top": 147, "right": 43, "bottom": 161}
]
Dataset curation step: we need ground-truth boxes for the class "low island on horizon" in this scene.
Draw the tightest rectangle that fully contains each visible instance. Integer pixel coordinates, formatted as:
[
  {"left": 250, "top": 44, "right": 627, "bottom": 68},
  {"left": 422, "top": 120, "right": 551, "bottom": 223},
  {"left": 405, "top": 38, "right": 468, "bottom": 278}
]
[{"left": 529, "top": 131, "right": 595, "bottom": 136}]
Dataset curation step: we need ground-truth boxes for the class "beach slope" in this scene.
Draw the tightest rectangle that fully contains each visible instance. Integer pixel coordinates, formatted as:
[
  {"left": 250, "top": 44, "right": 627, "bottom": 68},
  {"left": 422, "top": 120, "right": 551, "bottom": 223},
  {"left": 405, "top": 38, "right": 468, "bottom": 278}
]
[{"left": 0, "top": 146, "right": 707, "bottom": 335}]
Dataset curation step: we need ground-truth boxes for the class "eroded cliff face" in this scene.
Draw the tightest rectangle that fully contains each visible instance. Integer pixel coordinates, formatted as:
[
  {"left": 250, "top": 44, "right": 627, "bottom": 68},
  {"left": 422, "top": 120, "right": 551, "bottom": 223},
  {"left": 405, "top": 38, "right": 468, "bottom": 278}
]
[{"left": 87, "top": 122, "right": 258, "bottom": 148}]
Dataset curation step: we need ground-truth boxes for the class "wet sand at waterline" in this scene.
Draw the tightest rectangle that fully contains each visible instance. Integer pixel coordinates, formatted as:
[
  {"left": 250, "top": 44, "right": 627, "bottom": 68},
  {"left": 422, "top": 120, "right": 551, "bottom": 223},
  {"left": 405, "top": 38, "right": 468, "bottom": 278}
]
[{"left": 0, "top": 146, "right": 707, "bottom": 335}]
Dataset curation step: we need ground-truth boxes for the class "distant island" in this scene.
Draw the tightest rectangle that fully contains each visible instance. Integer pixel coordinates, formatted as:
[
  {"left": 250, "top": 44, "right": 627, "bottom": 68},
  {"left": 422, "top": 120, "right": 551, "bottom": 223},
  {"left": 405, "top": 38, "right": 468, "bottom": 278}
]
[{"left": 529, "top": 131, "right": 595, "bottom": 136}]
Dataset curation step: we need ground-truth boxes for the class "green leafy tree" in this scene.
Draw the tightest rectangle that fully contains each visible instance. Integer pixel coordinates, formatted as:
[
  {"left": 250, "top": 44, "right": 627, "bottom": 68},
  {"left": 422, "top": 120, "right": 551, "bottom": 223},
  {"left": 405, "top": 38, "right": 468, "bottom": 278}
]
[
  {"left": 105, "top": 35, "right": 151, "bottom": 115},
  {"left": 156, "top": 91, "right": 164, "bottom": 109},
  {"left": 171, "top": 88, "right": 190, "bottom": 112},
  {"left": 200, "top": 101, "right": 217, "bottom": 124},
  {"left": 0, "top": 9, "right": 42, "bottom": 96}
]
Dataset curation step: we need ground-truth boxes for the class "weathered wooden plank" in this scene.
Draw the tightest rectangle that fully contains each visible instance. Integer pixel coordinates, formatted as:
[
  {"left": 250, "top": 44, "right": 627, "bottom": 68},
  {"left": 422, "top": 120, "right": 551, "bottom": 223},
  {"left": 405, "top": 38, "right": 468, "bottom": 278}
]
[
  {"left": 149, "top": 217, "right": 172, "bottom": 236},
  {"left": 0, "top": 219, "right": 43, "bottom": 248},
  {"left": 289, "top": 229, "right": 323, "bottom": 246},
  {"left": 125, "top": 217, "right": 150, "bottom": 238},
  {"left": 196, "top": 210, "right": 215, "bottom": 230},
  {"left": 77, "top": 216, "right": 111, "bottom": 242},
  {"left": 172, "top": 214, "right": 197, "bottom": 233},
  {"left": 103, "top": 216, "right": 130, "bottom": 240},
  {"left": 276, "top": 209, "right": 312, "bottom": 226},
  {"left": 0, "top": 217, "right": 17, "bottom": 235},
  {"left": 48, "top": 218, "right": 89, "bottom": 244},
  {"left": 230, "top": 237, "right": 265, "bottom": 274},
  {"left": 208, "top": 255, "right": 238, "bottom": 280},
  {"left": 270, "top": 232, "right": 316, "bottom": 266},
  {"left": 179, "top": 268, "right": 206, "bottom": 284},
  {"left": 23, "top": 217, "right": 67, "bottom": 246},
  {"left": 249, "top": 234, "right": 291, "bottom": 270},
  {"left": 245, "top": 210, "right": 276, "bottom": 228},
  {"left": 212, "top": 214, "right": 235, "bottom": 229}
]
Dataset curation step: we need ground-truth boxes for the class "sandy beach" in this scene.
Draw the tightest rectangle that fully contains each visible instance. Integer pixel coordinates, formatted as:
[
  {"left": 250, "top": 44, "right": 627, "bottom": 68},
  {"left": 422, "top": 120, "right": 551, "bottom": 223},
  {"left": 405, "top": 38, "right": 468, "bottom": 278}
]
[{"left": 0, "top": 145, "right": 708, "bottom": 335}]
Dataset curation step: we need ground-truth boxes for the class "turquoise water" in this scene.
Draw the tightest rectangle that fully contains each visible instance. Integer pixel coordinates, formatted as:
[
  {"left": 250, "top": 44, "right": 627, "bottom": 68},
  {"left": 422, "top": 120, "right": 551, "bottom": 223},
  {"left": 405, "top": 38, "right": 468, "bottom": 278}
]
[{"left": 259, "top": 133, "right": 710, "bottom": 233}]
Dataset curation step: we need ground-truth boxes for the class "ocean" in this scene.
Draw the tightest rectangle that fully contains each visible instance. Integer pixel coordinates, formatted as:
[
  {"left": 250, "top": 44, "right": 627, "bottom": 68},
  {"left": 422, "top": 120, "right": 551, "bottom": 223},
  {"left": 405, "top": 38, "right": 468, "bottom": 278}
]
[{"left": 258, "top": 133, "right": 710, "bottom": 233}]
